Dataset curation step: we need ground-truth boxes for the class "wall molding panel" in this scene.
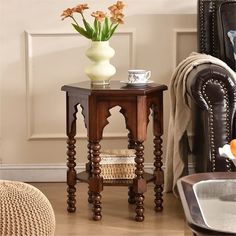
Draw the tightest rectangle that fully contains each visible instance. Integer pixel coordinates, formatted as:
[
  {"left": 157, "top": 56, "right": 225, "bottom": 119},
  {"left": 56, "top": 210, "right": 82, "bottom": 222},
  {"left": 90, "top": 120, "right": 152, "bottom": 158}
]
[
  {"left": 25, "top": 29, "right": 136, "bottom": 140},
  {"left": 173, "top": 28, "right": 197, "bottom": 68}
]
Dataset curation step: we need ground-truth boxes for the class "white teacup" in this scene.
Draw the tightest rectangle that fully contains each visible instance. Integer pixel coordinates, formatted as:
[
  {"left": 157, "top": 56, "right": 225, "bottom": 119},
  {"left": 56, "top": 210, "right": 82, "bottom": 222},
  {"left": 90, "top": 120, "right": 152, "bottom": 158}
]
[{"left": 128, "top": 70, "right": 151, "bottom": 83}]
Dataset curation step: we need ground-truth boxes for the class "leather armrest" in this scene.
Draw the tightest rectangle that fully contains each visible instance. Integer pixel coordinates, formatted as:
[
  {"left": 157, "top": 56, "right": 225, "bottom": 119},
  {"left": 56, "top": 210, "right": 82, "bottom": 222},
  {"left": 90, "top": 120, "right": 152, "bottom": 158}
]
[
  {"left": 186, "top": 64, "right": 236, "bottom": 109},
  {"left": 186, "top": 63, "right": 236, "bottom": 172}
]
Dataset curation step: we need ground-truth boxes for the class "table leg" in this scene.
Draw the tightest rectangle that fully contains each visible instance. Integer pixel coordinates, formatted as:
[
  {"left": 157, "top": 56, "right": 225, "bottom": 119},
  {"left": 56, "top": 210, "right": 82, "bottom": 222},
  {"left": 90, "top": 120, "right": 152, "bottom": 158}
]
[
  {"left": 133, "top": 141, "right": 147, "bottom": 222},
  {"left": 89, "top": 141, "right": 103, "bottom": 221},
  {"left": 128, "top": 185, "right": 135, "bottom": 204},
  {"left": 153, "top": 135, "right": 164, "bottom": 212},
  {"left": 86, "top": 141, "right": 93, "bottom": 204},
  {"left": 128, "top": 132, "right": 136, "bottom": 149},
  {"left": 65, "top": 95, "right": 79, "bottom": 213},
  {"left": 66, "top": 136, "right": 77, "bottom": 213},
  {"left": 127, "top": 132, "right": 136, "bottom": 204}
]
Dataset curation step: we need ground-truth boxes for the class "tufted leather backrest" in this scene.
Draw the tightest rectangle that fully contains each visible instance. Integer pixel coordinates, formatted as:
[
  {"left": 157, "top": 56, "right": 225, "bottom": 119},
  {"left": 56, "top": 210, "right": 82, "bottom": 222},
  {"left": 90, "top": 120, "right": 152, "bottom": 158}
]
[
  {"left": 198, "top": 0, "right": 224, "bottom": 56},
  {"left": 218, "top": 1, "right": 236, "bottom": 71},
  {"left": 198, "top": 0, "right": 236, "bottom": 71}
]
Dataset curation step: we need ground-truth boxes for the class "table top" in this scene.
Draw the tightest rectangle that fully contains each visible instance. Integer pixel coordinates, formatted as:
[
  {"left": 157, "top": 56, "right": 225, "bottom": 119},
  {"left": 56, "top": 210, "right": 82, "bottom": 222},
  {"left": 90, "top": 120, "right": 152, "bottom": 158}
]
[{"left": 61, "top": 81, "right": 168, "bottom": 96}]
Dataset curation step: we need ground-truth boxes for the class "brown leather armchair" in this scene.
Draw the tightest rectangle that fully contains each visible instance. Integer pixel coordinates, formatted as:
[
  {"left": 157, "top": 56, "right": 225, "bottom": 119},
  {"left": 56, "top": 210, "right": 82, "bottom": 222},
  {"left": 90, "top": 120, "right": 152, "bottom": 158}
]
[{"left": 186, "top": 0, "right": 236, "bottom": 172}]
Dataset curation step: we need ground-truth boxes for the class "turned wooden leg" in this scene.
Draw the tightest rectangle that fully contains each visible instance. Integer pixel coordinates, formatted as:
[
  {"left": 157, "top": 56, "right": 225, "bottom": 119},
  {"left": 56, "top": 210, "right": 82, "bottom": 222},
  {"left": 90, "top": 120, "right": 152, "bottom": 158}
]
[
  {"left": 127, "top": 132, "right": 136, "bottom": 204},
  {"left": 87, "top": 190, "right": 93, "bottom": 204},
  {"left": 89, "top": 141, "right": 103, "bottom": 221},
  {"left": 153, "top": 135, "right": 164, "bottom": 212},
  {"left": 133, "top": 141, "right": 147, "bottom": 222},
  {"left": 66, "top": 136, "right": 77, "bottom": 213},
  {"left": 86, "top": 141, "right": 93, "bottom": 204},
  {"left": 92, "top": 192, "right": 102, "bottom": 221},
  {"left": 128, "top": 132, "right": 136, "bottom": 149},
  {"left": 128, "top": 185, "right": 136, "bottom": 204}
]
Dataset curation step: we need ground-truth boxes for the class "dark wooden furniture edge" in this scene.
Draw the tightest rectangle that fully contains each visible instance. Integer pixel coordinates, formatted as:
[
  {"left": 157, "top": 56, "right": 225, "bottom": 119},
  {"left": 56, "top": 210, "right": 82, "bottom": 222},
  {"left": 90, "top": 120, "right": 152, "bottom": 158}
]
[
  {"left": 77, "top": 171, "right": 155, "bottom": 186},
  {"left": 62, "top": 81, "right": 168, "bottom": 221},
  {"left": 177, "top": 172, "right": 236, "bottom": 236}
]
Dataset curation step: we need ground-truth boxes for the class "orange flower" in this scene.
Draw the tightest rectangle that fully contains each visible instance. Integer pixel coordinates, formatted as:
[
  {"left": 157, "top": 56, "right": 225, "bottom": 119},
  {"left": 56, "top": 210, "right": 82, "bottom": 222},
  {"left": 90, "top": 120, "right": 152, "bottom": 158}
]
[
  {"left": 91, "top": 11, "right": 107, "bottom": 22},
  {"left": 61, "top": 8, "right": 74, "bottom": 20},
  {"left": 108, "top": 1, "right": 125, "bottom": 13},
  {"left": 73, "top": 4, "right": 89, "bottom": 14},
  {"left": 108, "top": 7, "right": 120, "bottom": 16},
  {"left": 116, "top": 1, "right": 125, "bottom": 10},
  {"left": 108, "top": 1, "right": 125, "bottom": 24},
  {"left": 108, "top": 5, "right": 116, "bottom": 13},
  {"left": 111, "top": 12, "right": 124, "bottom": 24}
]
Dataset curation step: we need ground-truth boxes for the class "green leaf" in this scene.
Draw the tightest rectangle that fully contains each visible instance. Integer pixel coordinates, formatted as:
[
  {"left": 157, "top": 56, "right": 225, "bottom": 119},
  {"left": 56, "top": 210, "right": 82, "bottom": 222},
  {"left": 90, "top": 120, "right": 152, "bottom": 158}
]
[
  {"left": 97, "top": 21, "right": 102, "bottom": 41},
  {"left": 94, "top": 18, "right": 98, "bottom": 34},
  {"left": 107, "top": 24, "right": 119, "bottom": 40},
  {"left": 82, "top": 19, "right": 94, "bottom": 39},
  {"left": 93, "top": 19, "right": 99, "bottom": 41},
  {"left": 72, "top": 23, "right": 91, "bottom": 39},
  {"left": 101, "top": 17, "right": 109, "bottom": 40}
]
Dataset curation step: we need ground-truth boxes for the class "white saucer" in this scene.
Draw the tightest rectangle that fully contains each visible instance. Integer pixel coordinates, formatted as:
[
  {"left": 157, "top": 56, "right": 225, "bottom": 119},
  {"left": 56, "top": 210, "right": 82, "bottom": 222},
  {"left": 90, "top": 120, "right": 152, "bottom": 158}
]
[{"left": 120, "top": 80, "right": 154, "bottom": 86}]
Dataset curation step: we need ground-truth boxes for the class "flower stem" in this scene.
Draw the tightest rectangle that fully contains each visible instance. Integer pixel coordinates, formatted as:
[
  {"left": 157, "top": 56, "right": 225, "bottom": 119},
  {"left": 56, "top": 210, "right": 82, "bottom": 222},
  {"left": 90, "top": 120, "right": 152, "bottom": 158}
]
[{"left": 71, "top": 16, "right": 79, "bottom": 25}]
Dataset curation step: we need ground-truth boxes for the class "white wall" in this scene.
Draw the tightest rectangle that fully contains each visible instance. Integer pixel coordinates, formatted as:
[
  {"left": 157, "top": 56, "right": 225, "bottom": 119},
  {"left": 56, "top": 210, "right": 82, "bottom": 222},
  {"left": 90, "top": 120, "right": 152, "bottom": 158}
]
[{"left": 0, "top": 0, "right": 197, "bottom": 181}]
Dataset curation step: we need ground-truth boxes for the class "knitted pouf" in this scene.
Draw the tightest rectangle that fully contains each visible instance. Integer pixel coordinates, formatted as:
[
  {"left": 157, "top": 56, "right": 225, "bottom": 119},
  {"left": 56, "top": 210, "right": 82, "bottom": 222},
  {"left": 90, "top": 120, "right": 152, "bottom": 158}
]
[{"left": 0, "top": 180, "right": 56, "bottom": 236}]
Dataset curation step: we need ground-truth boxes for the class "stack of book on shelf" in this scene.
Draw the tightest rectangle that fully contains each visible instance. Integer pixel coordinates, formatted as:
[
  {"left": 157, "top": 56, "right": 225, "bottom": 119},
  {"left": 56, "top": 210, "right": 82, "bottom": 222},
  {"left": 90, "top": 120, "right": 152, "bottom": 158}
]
[{"left": 100, "top": 149, "right": 136, "bottom": 179}]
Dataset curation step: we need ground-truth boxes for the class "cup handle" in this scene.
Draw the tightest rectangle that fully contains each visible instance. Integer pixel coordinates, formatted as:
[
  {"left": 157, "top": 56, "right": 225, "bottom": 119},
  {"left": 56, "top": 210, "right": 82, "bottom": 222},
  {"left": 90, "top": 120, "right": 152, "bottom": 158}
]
[{"left": 146, "top": 71, "right": 151, "bottom": 80}]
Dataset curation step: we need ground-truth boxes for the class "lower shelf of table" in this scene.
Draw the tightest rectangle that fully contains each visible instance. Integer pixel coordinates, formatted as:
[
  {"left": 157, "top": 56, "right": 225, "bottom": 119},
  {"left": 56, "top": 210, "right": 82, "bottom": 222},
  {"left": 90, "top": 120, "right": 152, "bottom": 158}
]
[{"left": 77, "top": 171, "right": 155, "bottom": 186}]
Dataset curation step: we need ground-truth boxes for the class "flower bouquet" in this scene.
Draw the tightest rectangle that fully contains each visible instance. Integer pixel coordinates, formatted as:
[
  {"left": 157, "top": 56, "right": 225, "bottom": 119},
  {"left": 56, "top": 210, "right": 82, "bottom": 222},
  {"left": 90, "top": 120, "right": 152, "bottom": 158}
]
[
  {"left": 61, "top": 1, "right": 126, "bottom": 85},
  {"left": 61, "top": 1, "right": 125, "bottom": 41}
]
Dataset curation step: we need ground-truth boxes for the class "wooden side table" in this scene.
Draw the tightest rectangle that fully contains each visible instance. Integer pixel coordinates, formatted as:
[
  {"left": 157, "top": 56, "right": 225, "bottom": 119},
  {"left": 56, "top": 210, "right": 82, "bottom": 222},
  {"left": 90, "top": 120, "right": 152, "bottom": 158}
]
[{"left": 61, "top": 81, "right": 167, "bottom": 221}]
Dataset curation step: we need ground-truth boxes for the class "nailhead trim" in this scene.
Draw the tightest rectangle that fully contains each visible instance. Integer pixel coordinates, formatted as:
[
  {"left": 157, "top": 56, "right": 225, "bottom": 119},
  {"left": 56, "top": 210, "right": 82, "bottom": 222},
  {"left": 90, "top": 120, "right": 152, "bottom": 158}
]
[
  {"left": 199, "top": 0, "right": 206, "bottom": 52},
  {"left": 211, "top": 1, "right": 217, "bottom": 56},
  {"left": 202, "top": 79, "right": 231, "bottom": 171},
  {"left": 199, "top": 0, "right": 218, "bottom": 56}
]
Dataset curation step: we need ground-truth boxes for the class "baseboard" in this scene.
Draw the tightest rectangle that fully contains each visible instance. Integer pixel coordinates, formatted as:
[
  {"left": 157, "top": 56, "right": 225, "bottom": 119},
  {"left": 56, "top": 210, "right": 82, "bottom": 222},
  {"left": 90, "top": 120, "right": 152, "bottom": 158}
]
[
  {"left": 0, "top": 163, "right": 195, "bottom": 182},
  {"left": 0, "top": 164, "right": 68, "bottom": 182}
]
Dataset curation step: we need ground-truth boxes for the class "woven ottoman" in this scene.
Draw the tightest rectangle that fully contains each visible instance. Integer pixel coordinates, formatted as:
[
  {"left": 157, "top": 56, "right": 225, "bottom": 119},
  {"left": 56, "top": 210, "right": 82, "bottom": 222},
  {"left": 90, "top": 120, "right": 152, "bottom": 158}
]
[{"left": 0, "top": 180, "right": 56, "bottom": 236}]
